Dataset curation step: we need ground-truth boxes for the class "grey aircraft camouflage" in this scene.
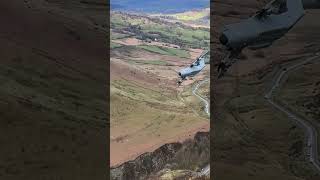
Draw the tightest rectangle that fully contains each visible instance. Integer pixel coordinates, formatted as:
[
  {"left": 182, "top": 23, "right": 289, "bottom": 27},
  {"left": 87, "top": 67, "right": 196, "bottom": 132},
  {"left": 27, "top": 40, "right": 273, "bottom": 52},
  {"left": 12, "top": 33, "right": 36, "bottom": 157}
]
[
  {"left": 217, "top": 0, "right": 320, "bottom": 78},
  {"left": 178, "top": 50, "right": 208, "bottom": 84}
]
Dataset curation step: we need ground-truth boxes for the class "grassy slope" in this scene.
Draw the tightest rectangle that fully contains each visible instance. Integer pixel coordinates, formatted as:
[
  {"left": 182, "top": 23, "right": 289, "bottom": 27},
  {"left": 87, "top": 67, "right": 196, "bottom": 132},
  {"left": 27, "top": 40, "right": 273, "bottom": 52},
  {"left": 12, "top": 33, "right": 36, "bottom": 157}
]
[
  {"left": 0, "top": 0, "right": 107, "bottom": 179},
  {"left": 110, "top": 79, "right": 208, "bottom": 165},
  {"left": 111, "top": 31, "right": 131, "bottom": 40},
  {"left": 133, "top": 59, "right": 170, "bottom": 66},
  {"left": 137, "top": 45, "right": 190, "bottom": 58},
  {"left": 110, "top": 42, "right": 123, "bottom": 49},
  {"left": 171, "top": 8, "right": 209, "bottom": 21}
]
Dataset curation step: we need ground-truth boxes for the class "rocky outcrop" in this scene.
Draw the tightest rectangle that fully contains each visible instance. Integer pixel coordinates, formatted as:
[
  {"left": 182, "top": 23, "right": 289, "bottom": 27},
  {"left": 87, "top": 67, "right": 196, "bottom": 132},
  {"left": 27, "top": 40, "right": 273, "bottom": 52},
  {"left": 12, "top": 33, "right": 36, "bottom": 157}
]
[{"left": 111, "top": 131, "right": 209, "bottom": 180}]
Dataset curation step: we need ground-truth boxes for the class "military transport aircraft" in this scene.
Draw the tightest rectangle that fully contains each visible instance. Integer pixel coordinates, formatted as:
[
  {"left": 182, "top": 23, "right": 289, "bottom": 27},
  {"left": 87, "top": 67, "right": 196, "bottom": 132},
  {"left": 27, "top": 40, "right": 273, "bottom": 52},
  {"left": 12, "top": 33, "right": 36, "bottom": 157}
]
[
  {"left": 178, "top": 50, "right": 209, "bottom": 85},
  {"left": 217, "top": 0, "right": 306, "bottom": 78}
]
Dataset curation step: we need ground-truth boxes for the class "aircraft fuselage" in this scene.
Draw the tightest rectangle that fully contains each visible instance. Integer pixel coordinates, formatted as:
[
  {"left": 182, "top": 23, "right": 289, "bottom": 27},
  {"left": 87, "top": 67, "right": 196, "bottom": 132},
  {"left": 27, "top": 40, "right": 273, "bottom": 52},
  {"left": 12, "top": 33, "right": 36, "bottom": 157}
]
[{"left": 219, "top": 0, "right": 304, "bottom": 52}]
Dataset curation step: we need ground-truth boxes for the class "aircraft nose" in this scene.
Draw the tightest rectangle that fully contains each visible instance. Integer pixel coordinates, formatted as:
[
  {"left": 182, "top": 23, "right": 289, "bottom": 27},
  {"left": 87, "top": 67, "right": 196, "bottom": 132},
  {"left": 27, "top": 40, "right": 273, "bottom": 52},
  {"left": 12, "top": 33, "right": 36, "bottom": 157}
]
[
  {"left": 220, "top": 28, "right": 254, "bottom": 50},
  {"left": 178, "top": 71, "right": 186, "bottom": 79},
  {"left": 178, "top": 72, "right": 182, "bottom": 77},
  {"left": 219, "top": 33, "right": 228, "bottom": 45}
]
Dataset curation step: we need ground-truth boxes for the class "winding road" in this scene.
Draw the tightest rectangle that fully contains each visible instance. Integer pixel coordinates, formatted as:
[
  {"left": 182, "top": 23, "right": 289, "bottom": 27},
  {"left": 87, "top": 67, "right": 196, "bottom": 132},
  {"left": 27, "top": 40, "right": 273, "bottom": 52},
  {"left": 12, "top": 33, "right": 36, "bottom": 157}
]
[
  {"left": 199, "top": 164, "right": 210, "bottom": 177},
  {"left": 192, "top": 78, "right": 210, "bottom": 177},
  {"left": 192, "top": 78, "right": 210, "bottom": 117},
  {"left": 264, "top": 53, "right": 320, "bottom": 172},
  {"left": 191, "top": 53, "right": 320, "bottom": 177}
]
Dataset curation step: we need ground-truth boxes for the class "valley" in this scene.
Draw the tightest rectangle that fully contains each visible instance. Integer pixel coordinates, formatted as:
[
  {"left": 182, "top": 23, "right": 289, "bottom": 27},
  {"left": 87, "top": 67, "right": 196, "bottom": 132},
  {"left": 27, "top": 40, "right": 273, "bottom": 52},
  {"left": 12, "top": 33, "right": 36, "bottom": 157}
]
[{"left": 110, "top": 8, "right": 210, "bottom": 176}]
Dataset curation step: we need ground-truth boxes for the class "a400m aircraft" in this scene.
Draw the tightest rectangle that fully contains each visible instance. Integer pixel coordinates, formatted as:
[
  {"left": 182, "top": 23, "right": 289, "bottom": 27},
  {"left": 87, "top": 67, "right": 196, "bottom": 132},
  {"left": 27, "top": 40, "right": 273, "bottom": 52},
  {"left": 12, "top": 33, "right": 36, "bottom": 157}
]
[
  {"left": 178, "top": 50, "right": 209, "bottom": 85},
  {"left": 217, "top": 0, "right": 320, "bottom": 78}
]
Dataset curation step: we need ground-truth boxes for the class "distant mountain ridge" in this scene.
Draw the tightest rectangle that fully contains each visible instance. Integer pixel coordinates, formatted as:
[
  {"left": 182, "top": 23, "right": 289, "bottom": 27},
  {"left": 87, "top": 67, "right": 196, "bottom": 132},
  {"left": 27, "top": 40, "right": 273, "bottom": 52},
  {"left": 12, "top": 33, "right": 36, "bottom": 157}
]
[{"left": 110, "top": 0, "right": 209, "bottom": 13}]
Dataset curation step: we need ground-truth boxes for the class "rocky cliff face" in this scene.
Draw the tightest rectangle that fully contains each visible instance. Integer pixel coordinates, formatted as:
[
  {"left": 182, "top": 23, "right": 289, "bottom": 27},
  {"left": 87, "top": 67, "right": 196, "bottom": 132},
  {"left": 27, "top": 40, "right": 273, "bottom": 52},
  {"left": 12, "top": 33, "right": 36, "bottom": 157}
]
[{"left": 111, "top": 131, "right": 209, "bottom": 180}]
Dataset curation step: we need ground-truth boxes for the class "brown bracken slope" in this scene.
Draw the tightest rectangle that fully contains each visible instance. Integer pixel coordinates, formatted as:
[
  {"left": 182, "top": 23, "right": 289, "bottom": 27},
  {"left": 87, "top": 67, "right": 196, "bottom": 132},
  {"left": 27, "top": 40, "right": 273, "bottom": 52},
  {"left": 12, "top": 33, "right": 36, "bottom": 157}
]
[{"left": 0, "top": 0, "right": 107, "bottom": 179}]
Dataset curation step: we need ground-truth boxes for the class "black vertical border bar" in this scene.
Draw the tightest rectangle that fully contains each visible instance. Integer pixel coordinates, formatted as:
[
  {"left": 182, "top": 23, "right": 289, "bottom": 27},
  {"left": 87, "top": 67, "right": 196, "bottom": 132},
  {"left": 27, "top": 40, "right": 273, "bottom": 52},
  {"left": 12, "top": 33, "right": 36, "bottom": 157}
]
[{"left": 106, "top": 0, "right": 111, "bottom": 179}]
